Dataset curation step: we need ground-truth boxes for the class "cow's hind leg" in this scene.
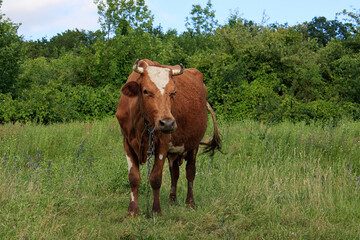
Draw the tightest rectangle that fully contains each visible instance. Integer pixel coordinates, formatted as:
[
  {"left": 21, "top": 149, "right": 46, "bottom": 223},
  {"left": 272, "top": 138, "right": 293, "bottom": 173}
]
[
  {"left": 168, "top": 154, "right": 180, "bottom": 202},
  {"left": 185, "top": 148, "right": 198, "bottom": 208}
]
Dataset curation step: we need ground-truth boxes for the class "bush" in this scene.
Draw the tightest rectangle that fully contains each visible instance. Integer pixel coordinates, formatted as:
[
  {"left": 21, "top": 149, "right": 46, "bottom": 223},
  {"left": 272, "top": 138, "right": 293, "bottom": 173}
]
[
  {"left": 0, "top": 93, "right": 16, "bottom": 123},
  {"left": 2, "top": 8, "right": 360, "bottom": 124},
  {"left": 0, "top": 84, "right": 120, "bottom": 124}
]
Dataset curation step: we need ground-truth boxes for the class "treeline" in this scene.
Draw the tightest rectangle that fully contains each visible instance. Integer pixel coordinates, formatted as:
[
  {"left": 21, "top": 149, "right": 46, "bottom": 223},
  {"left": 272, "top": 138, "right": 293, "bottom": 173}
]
[{"left": 1, "top": 0, "right": 360, "bottom": 123}]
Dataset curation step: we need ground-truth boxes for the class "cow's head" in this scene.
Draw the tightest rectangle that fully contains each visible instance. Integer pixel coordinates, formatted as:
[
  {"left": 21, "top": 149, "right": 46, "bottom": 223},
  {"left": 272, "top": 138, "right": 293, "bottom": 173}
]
[{"left": 121, "top": 59, "right": 184, "bottom": 134}]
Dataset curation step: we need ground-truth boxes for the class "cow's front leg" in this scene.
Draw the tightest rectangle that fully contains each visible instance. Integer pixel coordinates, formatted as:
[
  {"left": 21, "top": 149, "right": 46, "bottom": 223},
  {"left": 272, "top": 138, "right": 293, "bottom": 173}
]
[
  {"left": 124, "top": 141, "right": 140, "bottom": 217},
  {"left": 150, "top": 151, "right": 166, "bottom": 215}
]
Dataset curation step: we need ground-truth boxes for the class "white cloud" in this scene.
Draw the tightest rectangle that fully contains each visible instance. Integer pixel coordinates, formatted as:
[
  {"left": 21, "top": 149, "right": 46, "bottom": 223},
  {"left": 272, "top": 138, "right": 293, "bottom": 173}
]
[
  {"left": 3, "top": 0, "right": 63, "bottom": 12},
  {"left": 2, "top": 0, "right": 100, "bottom": 40}
]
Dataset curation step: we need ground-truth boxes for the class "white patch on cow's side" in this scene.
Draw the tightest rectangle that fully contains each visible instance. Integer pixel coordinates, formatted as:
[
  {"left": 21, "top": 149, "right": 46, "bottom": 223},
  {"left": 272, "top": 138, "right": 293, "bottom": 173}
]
[
  {"left": 131, "top": 191, "right": 135, "bottom": 202},
  {"left": 168, "top": 142, "right": 185, "bottom": 154},
  {"left": 126, "top": 154, "right": 132, "bottom": 172},
  {"left": 147, "top": 66, "right": 170, "bottom": 95},
  {"left": 159, "top": 154, "right": 163, "bottom": 160}
]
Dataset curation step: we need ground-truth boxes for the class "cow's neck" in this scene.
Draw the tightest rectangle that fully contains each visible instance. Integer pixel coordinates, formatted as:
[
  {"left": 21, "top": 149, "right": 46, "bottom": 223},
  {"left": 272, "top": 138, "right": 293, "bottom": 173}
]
[{"left": 133, "top": 98, "right": 155, "bottom": 164}]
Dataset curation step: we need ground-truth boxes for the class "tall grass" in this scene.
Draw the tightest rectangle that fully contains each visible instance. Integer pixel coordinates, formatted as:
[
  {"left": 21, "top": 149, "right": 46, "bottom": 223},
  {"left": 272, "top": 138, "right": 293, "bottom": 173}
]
[{"left": 1, "top": 118, "right": 360, "bottom": 239}]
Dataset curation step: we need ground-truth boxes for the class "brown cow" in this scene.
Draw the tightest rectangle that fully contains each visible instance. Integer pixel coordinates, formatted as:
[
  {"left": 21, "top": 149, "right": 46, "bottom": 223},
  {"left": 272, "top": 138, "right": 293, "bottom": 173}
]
[{"left": 116, "top": 59, "right": 221, "bottom": 216}]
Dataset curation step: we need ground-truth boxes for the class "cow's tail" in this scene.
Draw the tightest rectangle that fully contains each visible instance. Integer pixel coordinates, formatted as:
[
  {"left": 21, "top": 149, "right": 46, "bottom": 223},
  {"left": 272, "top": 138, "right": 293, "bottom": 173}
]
[{"left": 201, "top": 102, "right": 222, "bottom": 156}]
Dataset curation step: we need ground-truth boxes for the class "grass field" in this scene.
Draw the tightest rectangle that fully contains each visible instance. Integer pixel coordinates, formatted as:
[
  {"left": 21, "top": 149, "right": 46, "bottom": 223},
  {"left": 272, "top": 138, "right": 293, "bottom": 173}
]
[{"left": 1, "top": 118, "right": 360, "bottom": 239}]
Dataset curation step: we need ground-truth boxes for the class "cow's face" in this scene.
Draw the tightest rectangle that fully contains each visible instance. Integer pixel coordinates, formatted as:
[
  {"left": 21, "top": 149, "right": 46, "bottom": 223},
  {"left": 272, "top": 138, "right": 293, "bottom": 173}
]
[{"left": 121, "top": 60, "right": 184, "bottom": 134}]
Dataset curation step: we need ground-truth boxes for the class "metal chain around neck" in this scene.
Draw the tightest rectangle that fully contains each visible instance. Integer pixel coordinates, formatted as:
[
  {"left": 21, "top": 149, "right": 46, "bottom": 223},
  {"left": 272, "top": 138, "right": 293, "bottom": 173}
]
[{"left": 144, "top": 119, "right": 155, "bottom": 218}]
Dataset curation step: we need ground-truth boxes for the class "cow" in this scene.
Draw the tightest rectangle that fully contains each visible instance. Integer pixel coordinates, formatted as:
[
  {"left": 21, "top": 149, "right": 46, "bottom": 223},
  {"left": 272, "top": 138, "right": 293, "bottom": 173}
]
[{"left": 116, "top": 59, "right": 221, "bottom": 216}]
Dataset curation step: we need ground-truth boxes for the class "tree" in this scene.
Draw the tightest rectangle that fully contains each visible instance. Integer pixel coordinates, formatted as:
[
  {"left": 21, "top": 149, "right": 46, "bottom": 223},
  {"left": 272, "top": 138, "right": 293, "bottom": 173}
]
[
  {"left": 185, "top": 0, "right": 218, "bottom": 36},
  {"left": 337, "top": 8, "right": 360, "bottom": 31},
  {"left": 48, "top": 29, "right": 91, "bottom": 55},
  {"left": 22, "top": 30, "right": 105, "bottom": 59},
  {"left": 94, "top": 0, "right": 153, "bottom": 38},
  {"left": 306, "top": 16, "right": 352, "bottom": 46},
  {"left": 0, "top": 0, "right": 23, "bottom": 95}
]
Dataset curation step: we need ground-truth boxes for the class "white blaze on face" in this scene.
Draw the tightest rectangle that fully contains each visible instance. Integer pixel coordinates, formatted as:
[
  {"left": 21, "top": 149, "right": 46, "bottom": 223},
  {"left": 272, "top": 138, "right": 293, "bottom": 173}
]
[
  {"left": 159, "top": 154, "right": 163, "bottom": 160},
  {"left": 126, "top": 154, "right": 132, "bottom": 172},
  {"left": 147, "top": 66, "right": 170, "bottom": 95}
]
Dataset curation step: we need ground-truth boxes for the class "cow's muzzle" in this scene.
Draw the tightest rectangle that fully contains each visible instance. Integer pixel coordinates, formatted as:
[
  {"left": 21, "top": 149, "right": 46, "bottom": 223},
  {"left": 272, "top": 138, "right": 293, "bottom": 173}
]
[{"left": 158, "top": 118, "right": 176, "bottom": 134}]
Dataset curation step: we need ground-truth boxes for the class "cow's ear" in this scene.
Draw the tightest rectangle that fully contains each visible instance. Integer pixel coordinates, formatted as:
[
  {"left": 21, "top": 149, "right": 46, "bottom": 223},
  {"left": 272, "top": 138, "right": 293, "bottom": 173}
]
[{"left": 121, "top": 81, "right": 140, "bottom": 97}]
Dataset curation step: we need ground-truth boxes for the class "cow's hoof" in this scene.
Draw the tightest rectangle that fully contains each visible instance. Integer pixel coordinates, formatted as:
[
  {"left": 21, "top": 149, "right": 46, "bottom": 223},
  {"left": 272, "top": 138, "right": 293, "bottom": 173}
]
[
  {"left": 126, "top": 211, "right": 139, "bottom": 217},
  {"left": 186, "top": 201, "right": 196, "bottom": 209},
  {"left": 127, "top": 202, "right": 139, "bottom": 217},
  {"left": 169, "top": 193, "right": 177, "bottom": 202},
  {"left": 152, "top": 206, "right": 162, "bottom": 216}
]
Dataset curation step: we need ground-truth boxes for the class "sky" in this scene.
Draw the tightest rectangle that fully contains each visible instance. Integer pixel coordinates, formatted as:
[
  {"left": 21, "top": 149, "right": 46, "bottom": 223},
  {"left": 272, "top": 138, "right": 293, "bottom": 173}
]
[{"left": 1, "top": 0, "right": 359, "bottom": 40}]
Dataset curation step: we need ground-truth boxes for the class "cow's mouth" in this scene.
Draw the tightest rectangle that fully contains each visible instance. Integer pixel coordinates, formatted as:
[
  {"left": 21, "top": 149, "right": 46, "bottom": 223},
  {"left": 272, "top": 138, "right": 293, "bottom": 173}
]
[{"left": 161, "top": 129, "right": 176, "bottom": 134}]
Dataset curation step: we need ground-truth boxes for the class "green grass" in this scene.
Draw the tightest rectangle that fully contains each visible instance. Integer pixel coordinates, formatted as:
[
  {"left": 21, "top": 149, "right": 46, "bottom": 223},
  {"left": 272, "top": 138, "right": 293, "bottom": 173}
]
[{"left": 1, "top": 118, "right": 360, "bottom": 239}]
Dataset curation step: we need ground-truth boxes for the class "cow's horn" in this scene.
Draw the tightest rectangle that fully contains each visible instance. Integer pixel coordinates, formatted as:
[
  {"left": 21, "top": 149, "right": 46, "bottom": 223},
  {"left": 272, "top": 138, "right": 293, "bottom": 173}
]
[
  {"left": 133, "top": 59, "right": 144, "bottom": 74},
  {"left": 172, "top": 63, "right": 184, "bottom": 76}
]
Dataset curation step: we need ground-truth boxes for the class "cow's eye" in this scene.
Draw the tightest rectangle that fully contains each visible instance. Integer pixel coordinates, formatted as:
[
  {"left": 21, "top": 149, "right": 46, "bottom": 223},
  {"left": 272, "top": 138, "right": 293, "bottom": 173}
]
[{"left": 143, "top": 89, "right": 154, "bottom": 97}]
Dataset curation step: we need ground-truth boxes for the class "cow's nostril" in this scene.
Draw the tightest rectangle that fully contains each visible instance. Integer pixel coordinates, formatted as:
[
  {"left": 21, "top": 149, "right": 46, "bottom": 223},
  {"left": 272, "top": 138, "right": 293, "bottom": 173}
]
[{"left": 159, "top": 120, "right": 166, "bottom": 127}]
